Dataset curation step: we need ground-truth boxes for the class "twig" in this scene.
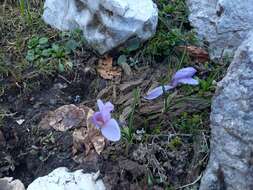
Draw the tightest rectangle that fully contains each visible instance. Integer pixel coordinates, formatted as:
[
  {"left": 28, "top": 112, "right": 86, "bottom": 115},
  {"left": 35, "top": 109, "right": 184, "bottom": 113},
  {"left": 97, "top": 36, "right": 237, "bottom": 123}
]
[
  {"left": 176, "top": 173, "right": 203, "bottom": 189},
  {"left": 58, "top": 74, "right": 71, "bottom": 84}
]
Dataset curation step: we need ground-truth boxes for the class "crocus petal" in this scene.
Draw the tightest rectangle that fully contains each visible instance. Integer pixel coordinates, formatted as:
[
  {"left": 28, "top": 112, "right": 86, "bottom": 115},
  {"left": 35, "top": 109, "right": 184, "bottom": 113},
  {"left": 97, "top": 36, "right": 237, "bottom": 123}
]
[
  {"left": 177, "top": 78, "right": 199, "bottom": 85},
  {"left": 104, "top": 102, "right": 114, "bottom": 112},
  {"left": 101, "top": 109, "right": 111, "bottom": 123},
  {"left": 144, "top": 85, "right": 173, "bottom": 100},
  {"left": 97, "top": 99, "right": 105, "bottom": 111},
  {"left": 172, "top": 67, "right": 197, "bottom": 81},
  {"left": 92, "top": 112, "right": 104, "bottom": 126},
  {"left": 101, "top": 119, "right": 121, "bottom": 141}
]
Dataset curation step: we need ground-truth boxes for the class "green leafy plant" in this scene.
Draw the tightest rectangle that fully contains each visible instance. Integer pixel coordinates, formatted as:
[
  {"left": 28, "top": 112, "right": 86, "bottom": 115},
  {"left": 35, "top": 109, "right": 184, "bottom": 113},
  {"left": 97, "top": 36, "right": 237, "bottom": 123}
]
[
  {"left": 25, "top": 31, "right": 84, "bottom": 75},
  {"left": 174, "top": 112, "right": 203, "bottom": 133},
  {"left": 199, "top": 77, "right": 214, "bottom": 92},
  {"left": 168, "top": 136, "right": 182, "bottom": 150},
  {"left": 144, "top": 0, "right": 197, "bottom": 58}
]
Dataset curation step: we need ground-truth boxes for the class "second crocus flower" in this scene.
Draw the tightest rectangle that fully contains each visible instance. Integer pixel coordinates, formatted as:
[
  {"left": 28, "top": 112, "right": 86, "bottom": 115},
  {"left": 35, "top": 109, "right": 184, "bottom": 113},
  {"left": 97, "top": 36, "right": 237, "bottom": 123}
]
[{"left": 144, "top": 67, "right": 199, "bottom": 100}]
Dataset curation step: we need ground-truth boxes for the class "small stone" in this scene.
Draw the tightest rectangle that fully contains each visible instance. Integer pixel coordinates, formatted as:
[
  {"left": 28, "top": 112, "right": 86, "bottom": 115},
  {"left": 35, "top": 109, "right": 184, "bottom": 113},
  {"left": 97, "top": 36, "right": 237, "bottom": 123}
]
[
  {"left": 16, "top": 119, "right": 25, "bottom": 125},
  {"left": 42, "top": 0, "right": 158, "bottom": 54}
]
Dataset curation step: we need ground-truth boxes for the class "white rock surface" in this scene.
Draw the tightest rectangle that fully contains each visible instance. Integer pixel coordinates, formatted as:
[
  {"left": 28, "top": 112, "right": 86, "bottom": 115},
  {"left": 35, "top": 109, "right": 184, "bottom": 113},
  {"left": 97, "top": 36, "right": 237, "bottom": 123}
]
[
  {"left": 27, "top": 167, "right": 105, "bottom": 190},
  {"left": 0, "top": 177, "right": 25, "bottom": 190},
  {"left": 43, "top": 0, "right": 158, "bottom": 54},
  {"left": 187, "top": 0, "right": 253, "bottom": 60}
]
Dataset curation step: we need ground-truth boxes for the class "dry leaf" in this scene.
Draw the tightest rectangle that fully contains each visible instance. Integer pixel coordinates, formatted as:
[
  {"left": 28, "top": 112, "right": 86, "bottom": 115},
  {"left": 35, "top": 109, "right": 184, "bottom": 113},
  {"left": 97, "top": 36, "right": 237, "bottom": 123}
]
[
  {"left": 115, "top": 91, "right": 133, "bottom": 105},
  {"left": 119, "top": 106, "right": 132, "bottom": 123},
  {"left": 96, "top": 86, "right": 113, "bottom": 100},
  {"left": 72, "top": 149, "right": 100, "bottom": 166},
  {"left": 39, "top": 104, "right": 106, "bottom": 155},
  {"left": 97, "top": 56, "right": 121, "bottom": 79},
  {"left": 119, "top": 62, "right": 132, "bottom": 76},
  {"left": 39, "top": 104, "right": 86, "bottom": 131},
  {"left": 177, "top": 45, "right": 209, "bottom": 62},
  {"left": 89, "top": 128, "right": 105, "bottom": 155},
  {"left": 72, "top": 123, "right": 105, "bottom": 156},
  {"left": 119, "top": 79, "right": 143, "bottom": 92},
  {"left": 72, "top": 106, "right": 105, "bottom": 155},
  {"left": 72, "top": 127, "right": 91, "bottom": 155}
]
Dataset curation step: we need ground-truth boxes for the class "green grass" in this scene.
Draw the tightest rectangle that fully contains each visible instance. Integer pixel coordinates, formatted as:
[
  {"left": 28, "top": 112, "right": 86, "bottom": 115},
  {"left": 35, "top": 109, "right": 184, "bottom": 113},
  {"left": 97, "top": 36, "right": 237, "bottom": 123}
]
[
  {"left": 144, "top": 0, "right": 197, "bottom": 58},
  {"left": 0, "top": 3, "right": 88, "bottom": 95},
  {"left": 122, "top": 88, "right": 141, "bottom": 143}
]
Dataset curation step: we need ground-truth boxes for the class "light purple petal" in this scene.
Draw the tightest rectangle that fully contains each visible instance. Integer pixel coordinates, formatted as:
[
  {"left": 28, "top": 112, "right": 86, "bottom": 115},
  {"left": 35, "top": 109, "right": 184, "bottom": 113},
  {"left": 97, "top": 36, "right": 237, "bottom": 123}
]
[
  {"left": 92, "top": 112, "right": 104, "bottom": 127},
  {"left": 101, "top": 119, "right": 121, "bottom": 141},
  {"left": 172, "top": 67, "right": 197, "bottom": 81},
  {"left": 144, "top": 85, "right": 173, "bottom": 100},
  {"left": 95, "top": 99, "right": 114, "bottom": 125},
  {"left": 101, "top": 110, "right": 111, "bottom": 123},
  {"left": 177, "top": 78, "right": 199, "bottom": 85},
  {"left": 104, "top": 102, "right": 114, "bottom": 112},
  {"left": 97, "top": 99, "right": 105, "bottom": 111}
]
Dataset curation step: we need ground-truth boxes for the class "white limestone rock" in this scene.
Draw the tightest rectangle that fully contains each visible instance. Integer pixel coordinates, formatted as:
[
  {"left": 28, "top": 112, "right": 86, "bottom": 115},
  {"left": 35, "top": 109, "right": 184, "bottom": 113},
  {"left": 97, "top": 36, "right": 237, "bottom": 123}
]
[
  {"left": 187, "top": 0, "right": 253, "bottom": 60},
  {"left": 0, "top": 177, "right": 25, "bottom": 190},
  {"left": 42, "top": 0, "right": 158, "bottom": 54},
  {"left": 27, "top": 167, "right": 105, "bottom": 190}
]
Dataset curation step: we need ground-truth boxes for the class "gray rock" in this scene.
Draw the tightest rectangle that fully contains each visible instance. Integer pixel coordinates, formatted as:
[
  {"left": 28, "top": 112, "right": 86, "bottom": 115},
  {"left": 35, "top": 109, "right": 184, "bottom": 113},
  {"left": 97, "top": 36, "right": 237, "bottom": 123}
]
[
  {"left": 27, "top": 167, "right": 105, "bottom": 190},
  {"left": 43, "top": 0, "right": 158, "bottom": 54},
  {"left": 187, "top": 1, "right": 253, "bottom": 188},
  {"left": 0, "top": 177, "right": 25, "bottom": 190},
  {"left": 200, "top": 33, "right": 253, "bottom": 190},
  {"left": 187, "top": 0, "right": 253, "bottom": 60}
]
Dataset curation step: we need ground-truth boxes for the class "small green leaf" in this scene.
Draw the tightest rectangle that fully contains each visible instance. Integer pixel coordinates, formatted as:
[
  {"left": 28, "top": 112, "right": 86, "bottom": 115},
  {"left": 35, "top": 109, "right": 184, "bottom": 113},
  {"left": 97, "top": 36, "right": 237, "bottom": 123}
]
[
  {"left": 117, "top": 55, "right": 127, "bottom": 65},
  {"left": 41, "top": 49, "right": 52, "bottom": 57},
  {"left": 58, "top": 63, "right": 65, "bottom": 73},
  {"left": 34, "top": 47, "right": 42, "bottom": 55},
  {"left": 52, "top": 44, "right": 60, "bottom": 52},
  {"left": 126, "top": 38, "right": 140, "bottom": 52},
  {"left": 147, "top": 174, "right": 153, "bottom": 186},
  {"left": 65, "top": 39, "right": 79, "bottom": 52},
  {"left": 28, "top": 37, "right": 39, "bottom": 49},
  {"left": 26, "top": 50, "right": 35, "bottom": 61},
  {"left": 39, "top": 37, "right": 49, "bottom": 45}
]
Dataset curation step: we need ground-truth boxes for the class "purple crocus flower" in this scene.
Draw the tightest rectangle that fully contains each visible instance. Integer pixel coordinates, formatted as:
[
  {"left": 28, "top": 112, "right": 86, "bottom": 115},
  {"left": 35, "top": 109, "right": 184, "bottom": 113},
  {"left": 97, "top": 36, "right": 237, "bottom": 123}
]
[
  {"left": 144, "top": 67, "right": 199, "bottom": 100},
  {"left": 92, "top": 99, "right": 121, "bottom": 141}
]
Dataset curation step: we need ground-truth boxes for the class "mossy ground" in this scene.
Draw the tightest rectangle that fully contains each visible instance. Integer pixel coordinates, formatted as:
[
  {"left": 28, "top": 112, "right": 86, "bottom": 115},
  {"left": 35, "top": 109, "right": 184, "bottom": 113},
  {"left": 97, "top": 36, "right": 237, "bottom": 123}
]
[{"left": 0, "top": 0, "right": 228, "bottom": 189}]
